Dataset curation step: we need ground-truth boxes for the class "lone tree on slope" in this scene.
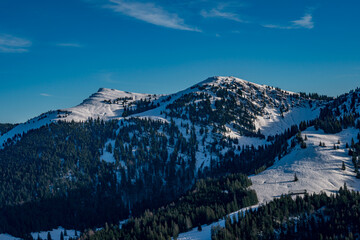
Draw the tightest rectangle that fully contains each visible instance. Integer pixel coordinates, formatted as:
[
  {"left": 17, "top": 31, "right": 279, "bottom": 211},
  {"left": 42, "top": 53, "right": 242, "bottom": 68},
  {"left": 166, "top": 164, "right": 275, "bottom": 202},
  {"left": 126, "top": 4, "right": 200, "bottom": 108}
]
[{"left": 294, "top": 173, "right": 298, "bottom": 182}]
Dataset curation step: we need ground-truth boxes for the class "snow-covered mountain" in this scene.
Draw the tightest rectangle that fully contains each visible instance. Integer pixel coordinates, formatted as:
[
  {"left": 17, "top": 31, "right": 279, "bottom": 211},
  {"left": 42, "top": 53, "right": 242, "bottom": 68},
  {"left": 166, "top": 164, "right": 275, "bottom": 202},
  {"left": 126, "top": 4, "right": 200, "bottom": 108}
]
[
  {"left": 0, "top": 76, "right": 323, "bottom": 149},
  {"left": 3, "top": 76, "right": 351, "bottom": 239},
  {"left": 176, "top": 88, "right": 360, "bottom": 240}
]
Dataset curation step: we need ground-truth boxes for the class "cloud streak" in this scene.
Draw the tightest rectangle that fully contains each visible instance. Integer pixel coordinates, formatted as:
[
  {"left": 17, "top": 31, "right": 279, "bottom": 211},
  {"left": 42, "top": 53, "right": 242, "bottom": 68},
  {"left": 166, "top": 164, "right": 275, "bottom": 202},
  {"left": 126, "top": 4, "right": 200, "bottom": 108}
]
[
  {"left": 105, "top": 0, "right": 200, "bottom": 32},
  {"left": 56, "top": 43, "right": 83, "bottom": 48},
  {"left": 0, "top": 34, "right": 31, "bottom": 53},
  {"left": 292, "top": 13, "right": 314, "bottom": 29},
  {"left": 263, "top": 13, "right": 314, "bottom": 30},
  {"left": 40, "top": 93, "right": 52, "bottom": 97},
  {"left": 200, "top": 8, "right": 244, "bottom": 22}
]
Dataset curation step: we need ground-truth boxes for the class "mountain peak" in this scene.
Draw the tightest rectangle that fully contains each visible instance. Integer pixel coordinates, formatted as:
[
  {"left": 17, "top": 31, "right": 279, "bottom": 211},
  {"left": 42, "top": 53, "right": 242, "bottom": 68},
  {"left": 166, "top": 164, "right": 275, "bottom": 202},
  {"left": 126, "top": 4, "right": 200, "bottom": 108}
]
[{"left": 198, "top": 76, "right": 264, "bottom": 89}]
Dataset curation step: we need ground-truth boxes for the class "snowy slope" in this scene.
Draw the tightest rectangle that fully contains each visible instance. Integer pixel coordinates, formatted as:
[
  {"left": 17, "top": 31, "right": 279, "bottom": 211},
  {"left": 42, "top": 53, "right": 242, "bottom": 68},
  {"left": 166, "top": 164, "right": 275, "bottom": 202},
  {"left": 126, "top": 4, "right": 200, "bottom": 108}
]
[
  {"left": 64, "top": 88, "right": 161, "bottom": 122},
  {"left": 251, "top": 126, "right": 360, "bottom": 204},
  {"left": 0, "top": 88, "right": 161, "bottom": 148},
  {"left": 177, "top": 126, "right": 360, "bottom": 240},
  {"left": 0, "top": 227, "right": 79, "bottom": 240}
]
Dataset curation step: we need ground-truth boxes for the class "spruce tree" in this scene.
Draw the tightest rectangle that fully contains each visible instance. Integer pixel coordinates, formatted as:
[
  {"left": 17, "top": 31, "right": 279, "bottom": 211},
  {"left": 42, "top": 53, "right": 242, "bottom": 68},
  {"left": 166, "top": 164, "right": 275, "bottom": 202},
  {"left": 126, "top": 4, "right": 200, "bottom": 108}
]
[{"left": 341, "top": 161, "right": 346, "bottom": 171}]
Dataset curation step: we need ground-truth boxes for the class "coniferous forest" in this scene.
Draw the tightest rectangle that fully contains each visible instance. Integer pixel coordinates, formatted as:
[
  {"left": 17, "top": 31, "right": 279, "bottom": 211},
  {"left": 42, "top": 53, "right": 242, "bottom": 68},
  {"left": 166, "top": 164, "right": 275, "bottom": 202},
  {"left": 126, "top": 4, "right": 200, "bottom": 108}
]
[
  {"left": 0, "top": 116, "right": 300, "bottom": 237},
  {"left": 212, "top": 185, "right": 360, "bottom": 240},
  {"left": 0, "top": 81, "right": 359, "bottom": 239},
  {"left": 82, "top": 173, "right": 257, "bottom": 240}
]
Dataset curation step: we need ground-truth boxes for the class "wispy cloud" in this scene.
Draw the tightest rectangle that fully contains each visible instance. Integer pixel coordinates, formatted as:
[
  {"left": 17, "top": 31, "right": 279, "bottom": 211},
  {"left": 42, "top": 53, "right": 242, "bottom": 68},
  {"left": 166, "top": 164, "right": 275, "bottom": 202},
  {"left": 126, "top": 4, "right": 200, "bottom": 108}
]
[
  {"left": 200, "top": 3, "right": 245, "bottom": 23},
  {"left": 40, "top": 93, "right": 52, "bottom": 97},
  {"left": 292, "top": 13, "right": 314, "bottom": 29},
  {"left": 0, "top": 34, "right": 31, "bottom": 53},
  {"left": 56, "top": 43, "right": 83, "bottom": 48},
  {"left": 201, "top": 8, "right": 244, "bottom": 22},
  {"left": 262, "top": 24, "right": 294, "bottom": 30},
  {"left": 263, "top": 13, "right": 314, "bottom": 30},
  {"left": 104, "top": 0, "right": 200, "bottom": 32}
]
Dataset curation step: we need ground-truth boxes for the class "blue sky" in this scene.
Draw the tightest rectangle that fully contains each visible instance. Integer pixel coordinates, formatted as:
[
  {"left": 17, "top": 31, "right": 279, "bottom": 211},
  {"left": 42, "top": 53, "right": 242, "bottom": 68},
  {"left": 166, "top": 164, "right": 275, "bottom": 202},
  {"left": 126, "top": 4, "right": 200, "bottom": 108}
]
[{"left": 0, "top": 0, "right": 359, "bottom": 123}]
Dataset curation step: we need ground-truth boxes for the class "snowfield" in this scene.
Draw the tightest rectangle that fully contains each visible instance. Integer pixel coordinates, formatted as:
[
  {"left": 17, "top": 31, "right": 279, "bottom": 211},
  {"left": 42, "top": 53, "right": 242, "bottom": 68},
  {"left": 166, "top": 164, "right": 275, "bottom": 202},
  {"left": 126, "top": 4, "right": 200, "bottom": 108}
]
[
  {"left": 255, "top": 106, "right": 320, "bottom": 137},
  {"left": 177, "top": 126, "right": 360, "bottom": 240},
  {"left": 251, "top": 126, "right": 360, "bottom": 204},
  {"left": 0, "top": 227, "right": 79, "bottom": 240}
]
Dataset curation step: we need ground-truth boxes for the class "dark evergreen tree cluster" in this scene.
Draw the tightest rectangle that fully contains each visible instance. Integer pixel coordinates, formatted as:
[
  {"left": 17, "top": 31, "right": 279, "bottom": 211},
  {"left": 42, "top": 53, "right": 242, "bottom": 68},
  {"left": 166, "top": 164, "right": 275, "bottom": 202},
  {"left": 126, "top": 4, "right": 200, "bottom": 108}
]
[
  {"left": 122, "top": 98, "right": 159, "bottom": 117},
  {"left": 164, "top": 81, "right": 309, "bottom": 138},
  {"left": 212, "top": 185, "right": 360, "bottom": 240},
  {"left": 299, "top": 92, "right": 333, "bottom": 101},
  {"left": 0, "top": 119, "right": 131, "bottom": 237},
  {"left": 0, "top": 123, "right": 17, "bottom": 136},
  {"left": 82, "top": 173, "right": 257, "bottom": 240},
  {"left": 348, "top": 135, "right": 360, "bottom": 175},
  {"left": 211, "top": 123, "right": 305, "bottom": 176},
  {"left": 316, "top": 87, "right": 360, "bottom": 133},
  {"left": 0, "top": 117, "right": 210, "bottom": 237}
]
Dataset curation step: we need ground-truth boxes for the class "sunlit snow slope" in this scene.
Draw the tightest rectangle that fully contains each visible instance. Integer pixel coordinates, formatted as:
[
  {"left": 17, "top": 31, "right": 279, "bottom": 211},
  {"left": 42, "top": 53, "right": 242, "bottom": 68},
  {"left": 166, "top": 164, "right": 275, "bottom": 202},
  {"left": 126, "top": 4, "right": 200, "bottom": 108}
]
[
  {"left": 178, "top": 126, "right": 360, "bottom": 240},
  {"left": 251, "top": 126, "right": 360, "bottom": 203}
]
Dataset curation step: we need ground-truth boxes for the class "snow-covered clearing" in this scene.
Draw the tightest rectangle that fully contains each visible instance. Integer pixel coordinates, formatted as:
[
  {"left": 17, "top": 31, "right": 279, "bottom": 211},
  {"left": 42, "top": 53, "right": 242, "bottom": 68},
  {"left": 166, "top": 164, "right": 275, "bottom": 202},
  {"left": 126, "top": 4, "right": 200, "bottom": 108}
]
[
  {"left": 255, "top": 106, "right": 320, "bottom": 137},
  {"left": 177, "top": 205, "right": 258, "bottom": 240},
  {"left": 251, "top": 127, "right": 360, "bottom": 204},
  {"left": 30, "top": 228, "right": 79, "bottom": 240},
  {"left": 0, "top": 227, "right": 79, "bottom": 240},
  {"left": 178, "top": 127, "right": 360, "bottom": 239}
]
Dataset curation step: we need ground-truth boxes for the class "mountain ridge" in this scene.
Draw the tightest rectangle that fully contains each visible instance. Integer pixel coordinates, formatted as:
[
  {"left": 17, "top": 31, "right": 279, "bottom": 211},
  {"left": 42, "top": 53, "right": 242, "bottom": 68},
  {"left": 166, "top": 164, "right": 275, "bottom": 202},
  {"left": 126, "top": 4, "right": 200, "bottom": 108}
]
[
  {"left": 0, "top": 76, "right": 324, "bottom": 148},
  {"left": 0, "top": 76, "right": 360, "bottom": 239}
]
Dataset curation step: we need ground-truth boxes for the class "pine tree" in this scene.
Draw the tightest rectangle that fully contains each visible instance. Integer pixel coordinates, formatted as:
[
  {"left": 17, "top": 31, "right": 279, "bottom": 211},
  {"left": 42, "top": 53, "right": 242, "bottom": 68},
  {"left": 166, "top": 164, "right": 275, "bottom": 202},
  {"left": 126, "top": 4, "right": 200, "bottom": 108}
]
[
  {"left": 341, "top": 161, "right": 346, "bottom": 171},
  {"left": 47, "top": 232, "right": 52, "bottom": 240},
  {"left": 294, "top": 173, "right": 298, "bottom": 182},
  {"left": 60, "top": 231, "right": 64, "bottom": 240}
]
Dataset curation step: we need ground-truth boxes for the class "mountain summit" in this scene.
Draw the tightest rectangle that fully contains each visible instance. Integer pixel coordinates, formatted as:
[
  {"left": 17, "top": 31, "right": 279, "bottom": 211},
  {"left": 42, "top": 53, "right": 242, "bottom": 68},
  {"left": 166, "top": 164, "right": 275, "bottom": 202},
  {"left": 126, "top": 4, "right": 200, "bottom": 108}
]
[{"left": 0, "top": 76, "right": 322, "bottom": 148}]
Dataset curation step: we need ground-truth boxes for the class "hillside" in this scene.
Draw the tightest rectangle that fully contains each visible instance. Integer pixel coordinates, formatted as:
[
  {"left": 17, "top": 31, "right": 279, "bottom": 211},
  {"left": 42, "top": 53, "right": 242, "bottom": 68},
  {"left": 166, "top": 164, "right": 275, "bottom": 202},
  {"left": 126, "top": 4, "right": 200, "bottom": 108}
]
[
  {"left": 0, "top": 76, "right": 322, "bottom": 149},
  {"left": 177, "top": 126, "right": 360, "bottom": 240},
  {"left": 177, "top": 88, "right": 360, "bottom": 240},
  {"left": 0, "top": 76, "right": 338, "bottom": 238}
]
